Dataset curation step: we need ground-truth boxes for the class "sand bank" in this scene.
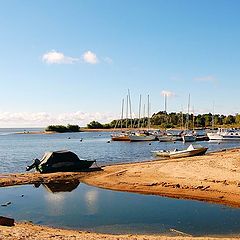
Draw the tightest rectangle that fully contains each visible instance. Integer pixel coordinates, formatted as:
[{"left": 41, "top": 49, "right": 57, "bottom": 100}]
[
  {"left": 1, "top": 148, "right": 240, "bottom": 207},
  {"left": 0, "top": 222, "right": 240, "bottom": 240}
]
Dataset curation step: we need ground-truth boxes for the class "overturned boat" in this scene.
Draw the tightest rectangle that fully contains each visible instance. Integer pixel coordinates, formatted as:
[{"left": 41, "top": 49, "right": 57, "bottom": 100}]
[
  {"left": 26, "top": 150, "right": 96, "bottom": 173},
  {"left": 152, "top": 144, "right": 208, "bottom": 159}
]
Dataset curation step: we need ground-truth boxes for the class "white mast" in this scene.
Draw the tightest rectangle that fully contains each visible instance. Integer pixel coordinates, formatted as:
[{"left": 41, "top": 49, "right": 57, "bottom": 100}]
[
  {"left": 186, "top": 94, "right": 190, "bottom": 130},
  {"left": 128, "top": 89, "right": 133, "bottom": 129},
  {"left": 126, "top": 94, "right": 128, "bottom": 129},
  {"left": 120, "top": 98, "right": 124, "bottom": 130},
  {"left": 212, "top": 101, "right": 215, "bottom": 129},
  {"left": 138, "top": 94, "right": 142, "bottom": 129},
  {"left": 147, "top": 94, "right": 150, "bottom": 130}
]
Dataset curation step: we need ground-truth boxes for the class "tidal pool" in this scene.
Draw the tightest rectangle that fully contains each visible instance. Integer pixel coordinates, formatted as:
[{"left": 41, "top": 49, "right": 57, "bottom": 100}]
[{"left": 1, "top": 181, "right": 240, "bottom": 236}]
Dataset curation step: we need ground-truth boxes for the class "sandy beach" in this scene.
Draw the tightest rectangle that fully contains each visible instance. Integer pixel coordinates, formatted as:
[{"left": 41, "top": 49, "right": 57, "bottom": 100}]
[{"left": 1, "top": 148, "right": 240, "bottom": 239}]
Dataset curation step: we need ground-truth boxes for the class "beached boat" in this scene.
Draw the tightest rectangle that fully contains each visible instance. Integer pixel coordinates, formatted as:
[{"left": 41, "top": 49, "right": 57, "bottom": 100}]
[
  {"left": 170, "top": 144, "right": 208, "bottom": 158},
  {"left": 152, "top": 144, "right": 208, "bottom": 159},
  {"left": 152, "top": 149, "right": 170, "bottom": 157},
  {"left": 26, "top": 150, "right": 96, "bottom": 173},
  {"left": 207, "top": 128, "right": 240, "bottom": 141}
]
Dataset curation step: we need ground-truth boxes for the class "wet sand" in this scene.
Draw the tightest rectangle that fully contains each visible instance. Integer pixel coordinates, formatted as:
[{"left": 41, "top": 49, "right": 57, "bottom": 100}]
[
  {"left": 1, "top": 222, "right": 240, "bottom": 240},
  {"left": 1, "top": 148, "right": 240, "bottom": 239}
]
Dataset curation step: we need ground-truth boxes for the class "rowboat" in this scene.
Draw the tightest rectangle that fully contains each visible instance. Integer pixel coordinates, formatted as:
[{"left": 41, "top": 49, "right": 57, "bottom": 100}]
[{"left": 152, "top": 144, "right": 208, "bottom": 159}]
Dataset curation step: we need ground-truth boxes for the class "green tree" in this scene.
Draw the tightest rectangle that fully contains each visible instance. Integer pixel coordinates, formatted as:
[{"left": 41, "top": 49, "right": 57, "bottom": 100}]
[{"left": 87, "top": 121, "right": 104, "bottom": 129}]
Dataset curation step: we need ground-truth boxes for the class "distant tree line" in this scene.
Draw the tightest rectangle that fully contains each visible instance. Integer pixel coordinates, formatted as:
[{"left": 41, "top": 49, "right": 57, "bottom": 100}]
[
  {"left": 86, "top": 112, "right": 240, "bottom": 129},
  {"left": 45, "top": 124, "right": 80, "bottom": 132}
]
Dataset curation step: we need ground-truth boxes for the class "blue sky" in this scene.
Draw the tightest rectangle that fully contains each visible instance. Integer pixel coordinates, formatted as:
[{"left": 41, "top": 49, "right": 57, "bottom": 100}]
[{"left": 1, "top": 0, "right": 240, "bottom": 127}]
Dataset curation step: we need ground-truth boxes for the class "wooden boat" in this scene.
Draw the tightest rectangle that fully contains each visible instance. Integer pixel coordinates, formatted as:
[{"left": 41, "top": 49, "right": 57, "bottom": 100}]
[
  {"left": 26, "top": 150, "right": 96, "bottom": 173},
  {"left": 111, "top": 132, "right": 130, "bottom": 141},
  {"left": 152, "top": 144, "right": 208, "bottom": 159}
]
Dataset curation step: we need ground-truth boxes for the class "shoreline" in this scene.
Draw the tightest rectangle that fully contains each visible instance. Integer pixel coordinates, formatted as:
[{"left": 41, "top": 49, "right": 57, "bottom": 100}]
[
  {"left": 1, "top": 222, "right": 240, "bottom": 240},
  {"left": 1, "top": 148, "right": 240, "bottom": 207},
  {"left": 1, "top": 149, "right": 240, "bottom": 239}
]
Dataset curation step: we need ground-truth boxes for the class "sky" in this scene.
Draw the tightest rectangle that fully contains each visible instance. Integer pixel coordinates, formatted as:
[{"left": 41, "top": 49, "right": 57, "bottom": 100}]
[{"left": 1, "top": 0, "right": 240, "bottom": 127}]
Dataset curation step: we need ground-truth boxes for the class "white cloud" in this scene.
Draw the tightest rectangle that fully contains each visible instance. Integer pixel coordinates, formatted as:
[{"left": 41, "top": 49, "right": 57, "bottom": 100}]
[
  {"left": 42, "top": 50, "right": 79, "bottom": 64},
  {"left": 161, "top": 90, "right": 176, "bottom": 97},
  {"left": 82, "top": 51, "right": 99, "bottom": 64},
  {"left": 0, "top": 111, "right": 117, "bottom": 127},
  {"left": 194, "top": 75, "right": 217, "bottom": 83}
]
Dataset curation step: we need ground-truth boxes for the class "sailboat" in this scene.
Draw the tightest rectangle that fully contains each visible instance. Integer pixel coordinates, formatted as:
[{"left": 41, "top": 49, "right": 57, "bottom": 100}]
[
  {"left": 129, "top": 95, "right": 156, "bottom": 142},
  {"left": 157, "top": 93, "right": 181, "bottom": 142},
  {"left": 111, "top": 96, "right": 130, "bottom": 141},
  {"left": 182, "top": 94, "right": 196, "bottom": 142}
]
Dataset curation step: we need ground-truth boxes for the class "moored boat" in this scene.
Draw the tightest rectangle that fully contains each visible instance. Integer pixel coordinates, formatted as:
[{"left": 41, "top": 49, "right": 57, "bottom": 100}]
[
  {"left": 111, "top": 132, "right": 130, "bottom": 141},
  {"left": 207, "top": 128, "right": 240, "bottom": 141},
  {"left": 182, "top": 133, "right": 196, "bottom": 142},
  {"left": 129, "top": 131, "right": 156, "bottom": 142}
]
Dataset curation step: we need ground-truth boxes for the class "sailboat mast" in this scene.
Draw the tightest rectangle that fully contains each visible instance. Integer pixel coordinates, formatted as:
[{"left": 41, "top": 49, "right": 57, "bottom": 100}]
[
  {"left": 181, "top": 105, "right": 184, "bottom": 130},
  {"left": 212, "top": 101, "right": 215, "bottom": 130},
  {"left": 192, "top": 105, "right": 195, "bottom": 131},
  {"left": 126, "top": 94, "right": 128, "bottom": 129},
  {"left": 186, "top": 94, "right": 190, "bottom": 130},
  {"left": 121, "top": 98, "right": 124, "bottom": 130},
  {"left": 142, "top": 103, "right": 145, "bottom": 128},
  {"left": 128, "top": 89, "right": 133, "bottom": 129},
  {"left": 148, "top": 94, "right": 150, "bottom": 130},
  {"left": 138, "top": 94, "right": 142, "bottom": 129}
]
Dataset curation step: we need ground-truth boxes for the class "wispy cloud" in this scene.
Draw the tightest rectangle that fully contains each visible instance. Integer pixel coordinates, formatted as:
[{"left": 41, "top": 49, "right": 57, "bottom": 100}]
[
  {"left": 194, "top": 75, "right": 217, "bottom": 83},
  {"left": 161, "top": 90, "right": 176, "bottom": 97},
  {"left": 82, "top": 51, "right": 99, "bottom": 64},
  {"left": 0, "top": 111, "right": 117, "bottom": 127},
  {"left": 42, "top": 50, "right": 79, "bottom": 64},
  {"left": 103, "top": 57, "right": 113, "bottom": 64}
]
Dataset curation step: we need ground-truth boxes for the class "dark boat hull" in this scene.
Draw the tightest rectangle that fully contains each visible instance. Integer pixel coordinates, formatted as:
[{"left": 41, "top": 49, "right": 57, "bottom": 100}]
[{"left": 38, "top": 160, "right": 96, "bottom": 173}]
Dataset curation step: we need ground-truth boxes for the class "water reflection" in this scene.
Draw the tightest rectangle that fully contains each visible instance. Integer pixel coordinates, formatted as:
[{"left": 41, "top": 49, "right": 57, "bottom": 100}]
[
  {"left": 42, "top": 180, "right": 80, "bottom": 193},
  {"left": 85, "top": 189, "right": 99, "bottom": 215}
]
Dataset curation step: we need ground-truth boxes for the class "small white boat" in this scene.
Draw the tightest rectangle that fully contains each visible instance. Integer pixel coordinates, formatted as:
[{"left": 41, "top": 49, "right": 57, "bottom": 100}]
[
  {"left": 152, "top": 149, "right": 170, "bottom": 157},
  {"left": 129, "top": 132, "right": 156, "bottom": 142},
  {"left": 182, "top": 134, "right": 196, "bottom": 142},
  {"left": 170, "top": 144, "right": 208, "bottom": 158},
  {"left": 152, "top": 144, "right": 208, "bottom": 159},
  {"left": 207, "top": 128, "right": 240, "bottom": 141}
]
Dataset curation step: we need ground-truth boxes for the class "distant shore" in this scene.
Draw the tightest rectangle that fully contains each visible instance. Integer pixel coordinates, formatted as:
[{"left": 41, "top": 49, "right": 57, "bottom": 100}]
[
  {"left": 14, "top": 128, "right": 134, "bottom": 134},
  {"left": 1, "top": 148, "right": 240, "bottom": 239}
]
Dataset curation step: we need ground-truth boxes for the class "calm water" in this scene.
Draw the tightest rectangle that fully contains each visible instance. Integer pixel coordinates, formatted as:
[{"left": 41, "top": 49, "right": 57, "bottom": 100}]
[
  {"left": 1, "top": 183, "right": 240, "bottom": 236},
  {"left": 0, "top": 128, "right": 240, "bottom": 173},
  {"left": 1, "top": 128, "right": 240, "bottom": 236}
]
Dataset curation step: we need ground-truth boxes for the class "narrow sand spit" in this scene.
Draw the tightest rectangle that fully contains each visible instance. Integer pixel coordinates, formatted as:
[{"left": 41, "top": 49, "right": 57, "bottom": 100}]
[
  {"left": 1, "top": 148, "right": 240, "bottom": 239},
  {"left": 1, "top": 148, "right": 240, "bottom": 207}
]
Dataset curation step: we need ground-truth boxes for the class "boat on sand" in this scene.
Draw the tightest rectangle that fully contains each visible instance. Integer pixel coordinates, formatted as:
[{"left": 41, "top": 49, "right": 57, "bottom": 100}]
[
  {"left": 152, "top": 144, "right": 208, "bottom": 159},
  {"left": 26, "top": 150, "right": 96, "bottom": 173}
]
